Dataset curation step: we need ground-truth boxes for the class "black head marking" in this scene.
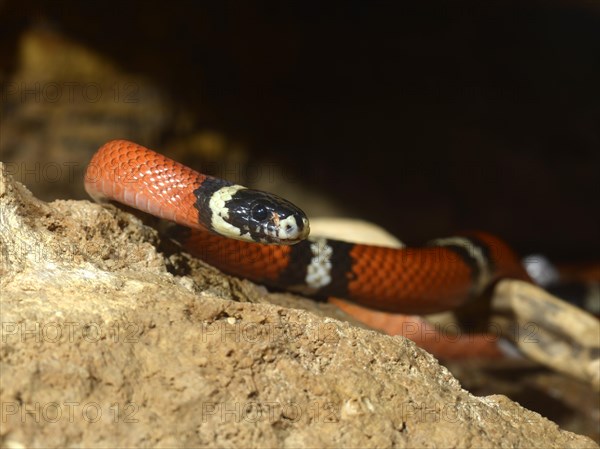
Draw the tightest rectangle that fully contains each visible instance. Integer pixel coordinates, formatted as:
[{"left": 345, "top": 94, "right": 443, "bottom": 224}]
[{"left": 225, "top": 189, "right": 308, "bottom": 243}]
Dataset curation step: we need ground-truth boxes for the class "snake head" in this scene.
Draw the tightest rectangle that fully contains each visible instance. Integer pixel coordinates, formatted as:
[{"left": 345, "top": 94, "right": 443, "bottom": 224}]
[
  {"left": 225, "top": 188, "right": 310, "bottom": 244},
  {"left": 198, "top": 182, "right": 310, "bottom": 244}
]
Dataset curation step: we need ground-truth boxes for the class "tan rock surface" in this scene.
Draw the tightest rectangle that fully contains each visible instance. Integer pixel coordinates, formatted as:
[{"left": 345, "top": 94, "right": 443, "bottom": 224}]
[{"left": 1, "top": 164, "right": 597, "bottom": 448}]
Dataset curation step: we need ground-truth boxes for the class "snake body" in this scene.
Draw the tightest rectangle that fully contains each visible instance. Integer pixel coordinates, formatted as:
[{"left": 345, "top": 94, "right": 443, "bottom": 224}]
[
  {"left": 178, "top": 228, "right": 530, "bottom": 313},
  {"left": 84, "top": 140, "right": 309, "bottom": 245},
  {"left": 85, "top": 140, "right": 530, "bottom": 316}
]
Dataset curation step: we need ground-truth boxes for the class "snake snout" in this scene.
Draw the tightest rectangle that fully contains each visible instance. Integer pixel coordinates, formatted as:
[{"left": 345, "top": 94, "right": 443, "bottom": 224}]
[{"left": 274, "top": 214, "right": 310, "bottom": 243}]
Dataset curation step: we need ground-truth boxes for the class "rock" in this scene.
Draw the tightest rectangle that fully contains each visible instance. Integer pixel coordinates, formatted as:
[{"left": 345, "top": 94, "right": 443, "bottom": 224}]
[{"left": 1, "top": 163, "right": 597, "bottom": 448}]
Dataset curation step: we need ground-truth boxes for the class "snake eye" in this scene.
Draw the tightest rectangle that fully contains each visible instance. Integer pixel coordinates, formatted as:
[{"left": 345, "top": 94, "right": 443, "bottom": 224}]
[{"left": 251, "top": 203, "right": 269, "bottom": 222}]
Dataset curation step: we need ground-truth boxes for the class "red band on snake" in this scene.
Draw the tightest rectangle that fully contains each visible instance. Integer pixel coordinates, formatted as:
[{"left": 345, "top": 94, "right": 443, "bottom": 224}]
[{"left": 85, "top": 140, "right": 531, "bottom": 317}]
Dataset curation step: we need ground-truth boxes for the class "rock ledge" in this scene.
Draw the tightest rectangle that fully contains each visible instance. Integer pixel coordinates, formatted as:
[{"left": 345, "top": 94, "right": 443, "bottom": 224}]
[{"left": 1, "top": 163, "right": 596, "bottom": 448}]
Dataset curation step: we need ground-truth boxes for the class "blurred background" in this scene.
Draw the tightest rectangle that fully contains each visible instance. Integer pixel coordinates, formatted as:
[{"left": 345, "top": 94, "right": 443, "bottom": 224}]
[
  {"left": 1, "top": 0, "right": 599, "bottom": 260},
  {"left": 1, "top": 0, "right": 599, "bottom": 441}
]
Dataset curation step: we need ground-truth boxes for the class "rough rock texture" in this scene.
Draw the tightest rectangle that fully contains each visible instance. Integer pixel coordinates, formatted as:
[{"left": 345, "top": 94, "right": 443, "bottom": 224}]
[{"left": 1, "top": 164, "right": 597, "bottom": 448}]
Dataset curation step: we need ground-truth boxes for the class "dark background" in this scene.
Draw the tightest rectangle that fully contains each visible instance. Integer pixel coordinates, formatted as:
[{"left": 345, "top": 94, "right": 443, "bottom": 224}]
[{"left": 2, "top": 0, "right": 599, "bottom": 261}]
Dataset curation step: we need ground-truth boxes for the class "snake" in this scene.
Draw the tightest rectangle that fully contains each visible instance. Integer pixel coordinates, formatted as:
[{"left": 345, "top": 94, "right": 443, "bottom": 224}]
[{"left": 85, "top": 140, "right": 532, "bottom": 354}]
